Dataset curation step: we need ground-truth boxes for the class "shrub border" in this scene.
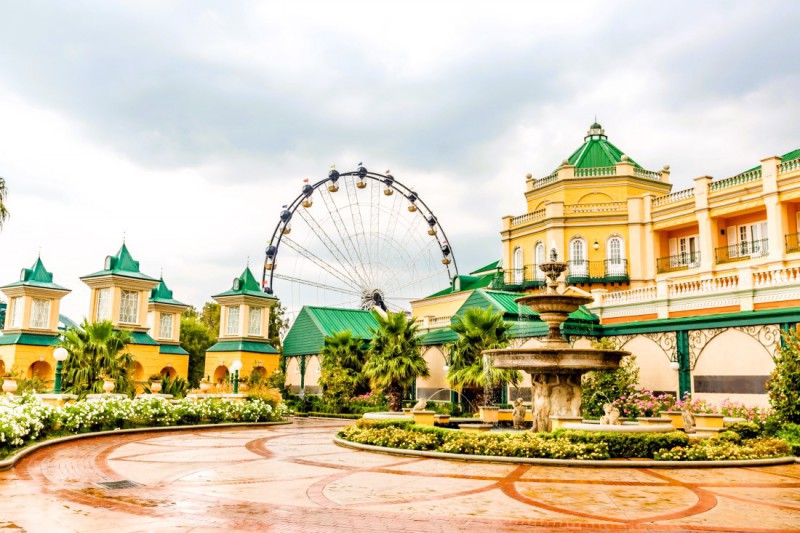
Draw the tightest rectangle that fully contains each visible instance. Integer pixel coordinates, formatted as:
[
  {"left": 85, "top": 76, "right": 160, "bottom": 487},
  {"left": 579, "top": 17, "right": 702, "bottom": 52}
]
[
  {"left": 0, "top": 420, "right": 291, "bottom": 471},
  {"left": 333, "top": 435, "right": 796, "bottom": 468}
]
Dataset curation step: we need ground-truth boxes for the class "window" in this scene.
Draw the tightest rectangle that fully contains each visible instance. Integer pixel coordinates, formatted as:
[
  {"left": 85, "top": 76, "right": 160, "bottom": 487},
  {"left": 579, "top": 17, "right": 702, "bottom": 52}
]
[
  {"left": 668, "top": 235, "right": 699, "bottom": 268},
  {"left": 606, "top": 237, "right": 625, "bottom": 276},
  {"left": 248, "top": 307, "right": 262, "bottom": 336},
  {"left": 226, "top": 306, "right": 240, "bottom": 335},
  {"left": 512, "top": 247, "right": 523, "bottom": 284},
  {"left": 95, "top": 288, "right": 111, "bottom": 321},
  {"left": 30, "top": 299, "right": 50, "bottom": 329},
  {"left": 159, "top": 313, "right": 174, "bottom": 339},
  {"left": 727, "top": 221, "right": 768, "bottom": 258},
  {"left": 534, "top": 243, "right": 545, "bottom": 280},
  {"left": 119, "top": 290, "right": 139, "bottom": 324},
  {"left": 9, "top": 297, "right": 23, "bottom": 328},
  {"left": 570, "top": 238, "right": 587, "bottom": 276}
]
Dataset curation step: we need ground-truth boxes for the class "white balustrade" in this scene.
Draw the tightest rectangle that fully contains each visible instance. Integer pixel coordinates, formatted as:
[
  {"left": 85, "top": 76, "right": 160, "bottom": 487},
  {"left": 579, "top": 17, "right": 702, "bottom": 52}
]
[{"left": 754, "top": 266, "right": 800, "bottom": 288}]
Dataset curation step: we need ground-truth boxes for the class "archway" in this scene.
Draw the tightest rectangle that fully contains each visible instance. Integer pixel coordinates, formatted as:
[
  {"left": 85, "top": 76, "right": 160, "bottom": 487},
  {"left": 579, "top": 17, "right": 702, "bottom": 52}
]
[
  {"left": 618, "top": 335, "right": 676, "bottom": 396},
  {"left": 131, "top": 361, "right": 145, "bottom": 382},
  {"left": 160, "top": 366, "right": 177, "bottom": 379},
  {"left": 213, "top": 365, "right": 229, "bottom": 384},
  {"left": 28, "top": 360, "right": 52, "bottom": 382}
]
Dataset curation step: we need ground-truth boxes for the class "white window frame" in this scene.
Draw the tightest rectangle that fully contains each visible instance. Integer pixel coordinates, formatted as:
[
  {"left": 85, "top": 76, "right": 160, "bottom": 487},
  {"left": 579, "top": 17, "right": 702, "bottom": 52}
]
[
  {"left": 159, "top": 313, "right": 174, "bottom": 340},
  {"left": 226, "top": 306, "right": 240, "bottom": 336},
  {"left": 512, "top": 247, "right": 523, "bottom": 284},
  {"left": 570, "top": 238, "right": 587, "bottom": 276},
  {"left": 9, "top": 297, "right": 23, "bottom": 328},
  {"left": 606, "top": 237, "right": 625, "bottom": 276},
  {"left": 119, "top": 290, "right": 139, "bottom": 324},
  {"left": 248, "top": 306, "right": 263, "bottom": 336},
  {"left": 95, "top": 288, "right": 111, "bottom": 321},
  {"left": 534, "top": 242, "right": 545, "bottom": 280},
  {"left": 30, "top": 298, "right": 50, "bottom": 329}
]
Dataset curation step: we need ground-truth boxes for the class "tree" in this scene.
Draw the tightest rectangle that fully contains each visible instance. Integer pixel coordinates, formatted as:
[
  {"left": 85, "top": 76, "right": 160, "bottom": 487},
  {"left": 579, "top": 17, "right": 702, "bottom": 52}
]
[
  {"left": 447, "top": 308, "right": 521, "bottom": 409},
  {"left": 767, "top": 326, "right": 800, "bottom": 424},
  {"left": 59, "top": 320, "right": 135, "bottom": 397},
  {"left": 581, "top": 338, "right": 639, "bottom": 418},
  {"left": 318, "top": 330, "right": 369, "bottom": 408},
  {"left": 268, "top": 303, "right": 289, "bottom": 351},
  {"left": 362, "top": 312, "right": 429, "bottom": 412},
  {"left": 180, "top": 310, "right": 217, "bottom": 387},
  {"left": 0, "top": 176, "right": 8, "bottom": 229},
  {"left": 201, "top": 302, "right": 220, "bottom": 335}
]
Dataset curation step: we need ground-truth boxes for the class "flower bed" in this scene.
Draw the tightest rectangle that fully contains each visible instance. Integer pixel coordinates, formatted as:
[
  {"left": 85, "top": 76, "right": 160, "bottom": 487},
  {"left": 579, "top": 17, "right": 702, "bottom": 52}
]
[
  {"left": 0, "top": 393, "right": 286, "bottom": 458},
  {"left": 338, "top": 420, "right": 792, "bottom": 461}
]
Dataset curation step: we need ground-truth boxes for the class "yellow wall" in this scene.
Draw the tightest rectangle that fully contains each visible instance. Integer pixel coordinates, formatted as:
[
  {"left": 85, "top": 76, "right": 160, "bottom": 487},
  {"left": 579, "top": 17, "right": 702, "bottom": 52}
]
[
  {"left": 128, "top": 344, "right": 188, "bottom": 381},
  {"left": 203, "top": 351, "right": 280, "bottom": 383},
  {"left": 411, "top": 292, "right": 472, "bottom": 320},
  {"left": 0, "top": 343, "right": 58, "bottom": 383}
]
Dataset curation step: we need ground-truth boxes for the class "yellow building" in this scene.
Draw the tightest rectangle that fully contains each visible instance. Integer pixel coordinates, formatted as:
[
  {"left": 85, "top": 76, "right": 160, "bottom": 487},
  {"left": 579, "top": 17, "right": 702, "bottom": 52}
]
[
  {"left": 147, "top": 278, "right": 191, "bottom": 378},
  {"left": 414, "top": 122, "right": 800, "bottom": 407},
  {"left": 0, "top": 257, "right": 70, "bottom": 385},
  {"left": 80, "top": 243, "right": 189, "bottom": 381},
  {"left": 203, "top": 267, "right": 279, "bottom": 383}
]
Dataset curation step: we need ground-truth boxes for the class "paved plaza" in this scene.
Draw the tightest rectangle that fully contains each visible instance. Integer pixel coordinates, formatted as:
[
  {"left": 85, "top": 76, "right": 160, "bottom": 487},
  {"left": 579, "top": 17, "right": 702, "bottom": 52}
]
[{"left": 0, "top": 419, "right": 799, "bottom": 532}]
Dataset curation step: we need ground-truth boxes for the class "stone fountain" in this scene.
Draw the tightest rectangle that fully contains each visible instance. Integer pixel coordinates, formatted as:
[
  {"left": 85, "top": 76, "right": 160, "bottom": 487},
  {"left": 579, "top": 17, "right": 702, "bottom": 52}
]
[{"left": 483, "top": 250, "right": 630, "bottom": 431}]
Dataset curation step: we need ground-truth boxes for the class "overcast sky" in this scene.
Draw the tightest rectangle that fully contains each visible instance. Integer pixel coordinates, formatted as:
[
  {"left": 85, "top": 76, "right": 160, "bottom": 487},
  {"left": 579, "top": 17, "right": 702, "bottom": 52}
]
[{"left": 0, "top": 0, "right": 798, "bottom": 322}]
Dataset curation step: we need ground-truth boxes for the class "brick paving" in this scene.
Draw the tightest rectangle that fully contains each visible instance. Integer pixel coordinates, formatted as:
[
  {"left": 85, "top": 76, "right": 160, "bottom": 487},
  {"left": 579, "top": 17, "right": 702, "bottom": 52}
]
[{"left": 0, "top": 418, "right": 799, "bottom": 532}]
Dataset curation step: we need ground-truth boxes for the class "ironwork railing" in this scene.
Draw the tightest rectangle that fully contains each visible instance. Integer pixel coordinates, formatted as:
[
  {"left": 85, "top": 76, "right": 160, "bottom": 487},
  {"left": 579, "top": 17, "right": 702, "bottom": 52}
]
[
  {"left": 715, "top": 239, "right": 769, "bottom": 264},
  {"left": 494, "top": 266, "right": 545, "bottom": 291},
  {"left": 786, "top": 233, "right": 800, "bottom": 253},
  {"left": 567, "top": 259, "right": 628, "bottom": 283},
  {"left": 656, "top": 252, "right": 701, "bottom": 273}
]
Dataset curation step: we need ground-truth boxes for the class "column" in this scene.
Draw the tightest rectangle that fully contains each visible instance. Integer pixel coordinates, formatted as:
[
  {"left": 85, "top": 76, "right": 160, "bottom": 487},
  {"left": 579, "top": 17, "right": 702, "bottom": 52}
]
[
  {"left": 676, "top": 330, "right": 691, "bottom": 399},
  {"left": 694, "top": 176, "right": 714, "bottom": 272},
  {"left": 762, "top": 156, "right": 785, "bottom": 262}
]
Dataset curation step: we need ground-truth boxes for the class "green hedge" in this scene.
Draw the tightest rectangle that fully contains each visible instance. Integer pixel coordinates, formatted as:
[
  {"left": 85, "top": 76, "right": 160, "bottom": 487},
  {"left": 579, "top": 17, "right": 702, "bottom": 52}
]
[{"left": 551, "top": 429, "right": 690, "bottom": 459}]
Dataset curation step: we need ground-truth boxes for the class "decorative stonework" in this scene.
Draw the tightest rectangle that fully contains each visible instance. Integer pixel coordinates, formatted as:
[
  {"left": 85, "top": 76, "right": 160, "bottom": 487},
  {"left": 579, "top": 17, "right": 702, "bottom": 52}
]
[
  {"left": 688, "top": 325, "right": 780, "bottom": 368},
  {"left": 611, "top": 332, "right": 677, "bottom": 363}
]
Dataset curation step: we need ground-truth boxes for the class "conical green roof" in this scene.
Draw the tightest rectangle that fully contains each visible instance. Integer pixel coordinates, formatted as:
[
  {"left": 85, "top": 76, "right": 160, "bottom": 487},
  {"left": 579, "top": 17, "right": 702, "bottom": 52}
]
[
  {"left": 560, "top": 122, "right": 640, "bottom": 170},
  {"left": 149, "top": 278, "right": 188, "bottom": 307},
  {"left": 1, "top": 257, "right": 69, "bottom": 291},
  {"left": 213, "top": 266, "right": 276, "bottom": 299},
  {"left": 81, "top": 243, "right": 157, "bottom": 282}
]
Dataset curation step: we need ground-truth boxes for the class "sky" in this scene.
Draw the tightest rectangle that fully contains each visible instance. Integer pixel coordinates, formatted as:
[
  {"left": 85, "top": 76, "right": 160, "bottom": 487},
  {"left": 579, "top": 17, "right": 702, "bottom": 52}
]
[{"left": 0, "top": 0, "right": 798, "bottom": 322}]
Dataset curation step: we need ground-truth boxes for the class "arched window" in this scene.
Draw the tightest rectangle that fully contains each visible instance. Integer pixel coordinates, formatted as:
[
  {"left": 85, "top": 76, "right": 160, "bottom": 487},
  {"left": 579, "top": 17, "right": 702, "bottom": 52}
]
[
  {"left": 607, "top": 237, "right": 625, "bottom": 276},
  {"left": 512, "top": 247, "right": 523, "bottom": 284},
  {"left": 570, "top": 238, "right": 587, "bottom": 276},
  {"left": 534, "top": 242, "right": 545, "bottom": 280}
]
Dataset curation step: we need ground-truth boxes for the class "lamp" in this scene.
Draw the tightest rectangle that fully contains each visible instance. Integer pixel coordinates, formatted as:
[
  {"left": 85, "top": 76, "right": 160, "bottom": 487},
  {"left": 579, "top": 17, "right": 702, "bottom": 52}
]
[
  {"left": 593, "top": 240, "right": 599, "bottom": 251},
  {"left": 230, "top": 360, "right": 243, "bottom": 394},
  {"left": 53, "top": 347, "right": 69, "bottom": 394},
  {"left": 669, "top": 361, "right": 680, "bottom": 371}
]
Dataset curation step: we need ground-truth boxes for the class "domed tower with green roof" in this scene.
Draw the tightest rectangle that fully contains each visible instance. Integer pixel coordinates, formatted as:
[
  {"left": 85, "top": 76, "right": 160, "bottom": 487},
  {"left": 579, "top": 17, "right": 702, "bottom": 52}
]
[
  {"left": 204, "top": 266, "right": 279, "bottom": 384},
  {"left": 148, "top": 277, "right": 190, "bottom": 374},
  {"left": 501, "top": 121, "right": 672, "bottom": 293},
  {"left": 0, "top": 256, "right": 71, "bottom": 384}
]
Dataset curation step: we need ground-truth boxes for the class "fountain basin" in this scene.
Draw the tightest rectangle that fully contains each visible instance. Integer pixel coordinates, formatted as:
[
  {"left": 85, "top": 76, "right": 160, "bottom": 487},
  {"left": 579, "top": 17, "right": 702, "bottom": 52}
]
[{"left": 483, "top": 347, "right": 629, "bottom": 373}]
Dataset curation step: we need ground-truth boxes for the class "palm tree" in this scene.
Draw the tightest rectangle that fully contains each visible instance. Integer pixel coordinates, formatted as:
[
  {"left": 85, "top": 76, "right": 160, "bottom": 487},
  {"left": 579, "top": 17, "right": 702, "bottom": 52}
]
[
  {"left": 362, "top": 312, "right": 429, "bottom": 412},
  {"left": 319, "top": 330, "right": 370, "bottom": 396},
  {"left": 0, "top": 177, "right": 9, "bottom": 229},
  {"left": 447, "top": 308, "right": 521, "bottom": 409},
  {"left": 59, "top": 320, "right": 135, "bottom": 397}
]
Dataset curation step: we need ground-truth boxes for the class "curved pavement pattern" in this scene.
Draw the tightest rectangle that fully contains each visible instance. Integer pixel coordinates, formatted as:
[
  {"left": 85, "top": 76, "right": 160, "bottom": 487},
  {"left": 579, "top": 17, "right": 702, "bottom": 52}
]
[{"left": 0, "top": 418, "right": 799, "bottom": 532}]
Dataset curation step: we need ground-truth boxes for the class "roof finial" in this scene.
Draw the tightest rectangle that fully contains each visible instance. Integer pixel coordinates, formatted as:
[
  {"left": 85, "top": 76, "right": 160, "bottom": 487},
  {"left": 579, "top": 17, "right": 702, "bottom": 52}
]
[
  {"left": 122, "top": 230, "right": 126, "bottom": 244},
  {"left": 160, "top": 266, "right": 164, "bottom": 279},
  {"left": 247, "top": 256, "right": 250, "bottom": 267}
]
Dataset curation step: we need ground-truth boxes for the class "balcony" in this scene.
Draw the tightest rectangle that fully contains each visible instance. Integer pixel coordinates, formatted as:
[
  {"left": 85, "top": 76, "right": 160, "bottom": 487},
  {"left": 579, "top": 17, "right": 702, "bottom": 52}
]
[
  {"left": 566, "top": 259, "right": 629, "bottom": 284},
  {"left": 715, "top": 239, "right": 769, "bottom": 264},
  {"left": 657, "top": 252, "right": 701, "bottom": 274},
  {"left": 494, "top": 266, "right": 545, "bottom": 291},
  {"left": 786, "top": 233, "right": 800, "bottom": 253}
]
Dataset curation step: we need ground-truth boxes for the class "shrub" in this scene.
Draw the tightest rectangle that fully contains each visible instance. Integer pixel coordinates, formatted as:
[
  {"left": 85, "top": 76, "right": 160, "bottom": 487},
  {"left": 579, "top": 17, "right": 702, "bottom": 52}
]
[
  {"left": 767, "top": 326, "right": 800, "bottom": 424},
  {"left": 775, "top": 422, "right": 800, "bottom": 455},
  {"left": 582, "top": 342, "right": 640, "bottom": 418},
  {"left": 655, "top": 438, "right": 790, "bottom": 461},
  {"left": 726, "top": 421, "right": 762, "bottom": 439},
  {"left": 552, "top": 429, "right": 690, "bottom": 459}
]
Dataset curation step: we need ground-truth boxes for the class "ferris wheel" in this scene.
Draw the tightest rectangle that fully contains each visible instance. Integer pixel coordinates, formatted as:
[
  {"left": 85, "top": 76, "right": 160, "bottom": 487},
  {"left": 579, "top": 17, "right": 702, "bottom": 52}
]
[{"left": 263, "top": 165, "right": 458, "bottom": 316}]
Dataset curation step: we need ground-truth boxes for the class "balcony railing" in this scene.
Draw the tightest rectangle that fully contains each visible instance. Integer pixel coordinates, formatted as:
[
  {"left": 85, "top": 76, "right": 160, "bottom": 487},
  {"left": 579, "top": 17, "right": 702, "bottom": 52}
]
[
  {"left": 656, "top": 252, "right": 701, "bottom": 274},
  {"left": 566, "top": 259, "right": 629, "bottom": 284},
  {"left": 715, "top": 239, "right": 769, "bottom": 264},
  {"left": 786, "top": 233, "right": 800, "bottom": 253},
  {"left": 493, "top": 266, "right": 545, "bottom": 291}
]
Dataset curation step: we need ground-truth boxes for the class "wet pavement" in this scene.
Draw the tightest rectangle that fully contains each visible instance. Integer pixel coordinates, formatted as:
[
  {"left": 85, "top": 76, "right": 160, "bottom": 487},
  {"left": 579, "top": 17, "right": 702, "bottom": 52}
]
[{"left": 0, "top": 418, "right": 799, "bottom": 532}]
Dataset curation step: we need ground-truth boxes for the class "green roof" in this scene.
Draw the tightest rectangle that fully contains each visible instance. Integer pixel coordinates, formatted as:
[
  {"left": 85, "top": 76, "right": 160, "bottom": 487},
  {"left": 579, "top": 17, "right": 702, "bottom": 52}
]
[
  {"left": 1, "top": 257, "right": 69, "bottom": 291},
  {"left": 426, "top": 273, "right": 496, "bottom": 298},
  {"left": 469, "top": 260, "right": 501, "bottom": 276},
  {"left": 0, "top": 332, "right": 59, "bottom": 346},
  {"left": 129, "top": 331, "right": 158, "bottom": 345},
  {"left": 159, "top": 344, "right": 189, "bottom": 355},
  {"left": 213, "top": 267, "right": 276, "bottom": 300},
  {"left": 420, "top": 327, "right": 459, "bottom": 346},
  {"left": 207, "top": 340, "right": 278, "bottom": 354},
  {"left": 81, "top": 243, "right": 158, "bottom": 282},
  {"left": 149, "top": 278, "right": 188, "bottom": 307},
  {"left": 283, "top": 306, "right": 379, "bottom": 357},
  {"left": 560, "top": 122, "right": 640, "bottom": 171},
  {"left": 782, "top": 148, "right": 800, "bottom": 162}
]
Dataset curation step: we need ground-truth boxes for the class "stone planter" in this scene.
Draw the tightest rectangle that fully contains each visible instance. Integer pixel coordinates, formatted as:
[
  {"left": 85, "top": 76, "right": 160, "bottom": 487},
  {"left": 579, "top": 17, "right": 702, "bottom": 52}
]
[
  {"left": 548, "top": 415, "right": 583, "bottom": 430},
  {"left": 199, "top": 381, "right": 212, "bottom": 393},
  {"left": 434, "top": 414, "right": 450, "bottom": 425},
  {"left": 478, "top": 406, "right": 500, "bottom": 424},
  {"left": 2, "top": 378, "right": 17, "bottom": 395},
  {"left": 102, "top": 379, "right": 116, "bottom": 394},
  {"left": 694, "top": 413, "right": 725, "bottom": 430},
  {"left": 150, "top": 381, "right": 162, "bottom": 393},
  {"left": 402, "top": 408, "right": 412, "bottom": 416},
  {"left": 411, "top": 410, "right": 436, "bottom": 426},
  {"left": 659, "top": 411, "right": 684, "bottom": 430}
]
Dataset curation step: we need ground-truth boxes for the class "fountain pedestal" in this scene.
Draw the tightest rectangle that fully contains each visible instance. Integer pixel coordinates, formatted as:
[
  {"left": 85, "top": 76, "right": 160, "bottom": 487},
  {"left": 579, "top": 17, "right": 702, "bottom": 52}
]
[{"left": 483, "top": 257, "right": 629, "bottom": 432}]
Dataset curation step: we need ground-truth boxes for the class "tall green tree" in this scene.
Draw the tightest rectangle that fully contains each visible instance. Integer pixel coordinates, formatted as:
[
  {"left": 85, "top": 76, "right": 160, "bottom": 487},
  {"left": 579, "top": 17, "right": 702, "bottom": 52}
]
[
  {"left": 581, "top": 338, "right": 639, "bottom": 418},
  {"left": 447, "top": 308, "right": 521, "bottom": 409},
  {"left": 180, "top": 310, "right": 217, "bottom": 387},
  {"left": 59, "top": 320, "right": 135, "bottom": 397},
  {"left": 319, "top": 330, "right": 369, "bottom": 407},
  {"left": 0, "top": 176, "right": 9, "bottom": 229},
  {"left": 268, "top": 303, "right": 289, "bottom": 350},
  {"left": 201, "top": 302, "right": 220, "bottom": 335},
  {"left": 363, "top": 312, "right": 429, "bottom": 412},
  {"left": 767, "top": 326, "right": 800, "bottom": 424}
]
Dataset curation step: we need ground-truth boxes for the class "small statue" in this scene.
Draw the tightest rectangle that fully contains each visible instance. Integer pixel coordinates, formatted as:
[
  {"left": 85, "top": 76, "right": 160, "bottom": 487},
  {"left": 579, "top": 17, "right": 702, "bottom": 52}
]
[
  {"left": 411, "top": 398, "right": 427, "bottom": 412},
  {"left": 512, "top": 398, "right": 526, "bottom": 429},
  {"left": 681, "top": 402, "right": 695, "bottom": 433},
  {"left": 599, "top": 403, "right": 621, "bottom": 425}
]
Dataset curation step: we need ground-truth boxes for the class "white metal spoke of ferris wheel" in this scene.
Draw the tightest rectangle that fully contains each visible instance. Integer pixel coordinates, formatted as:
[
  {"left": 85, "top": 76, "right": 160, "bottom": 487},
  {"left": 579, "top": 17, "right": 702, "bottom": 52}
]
[{"left": 263, "top": 166, "right": 458, "bottom": 315}]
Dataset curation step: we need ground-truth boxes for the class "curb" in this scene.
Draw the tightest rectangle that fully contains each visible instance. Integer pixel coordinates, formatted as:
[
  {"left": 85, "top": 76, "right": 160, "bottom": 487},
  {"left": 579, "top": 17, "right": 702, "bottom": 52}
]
[
  {"left": 333, "top": 436, "right": 797, "bottom": 468},
  {"left": 0, "top": 420, "right": 292, "bottom": 471}
]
